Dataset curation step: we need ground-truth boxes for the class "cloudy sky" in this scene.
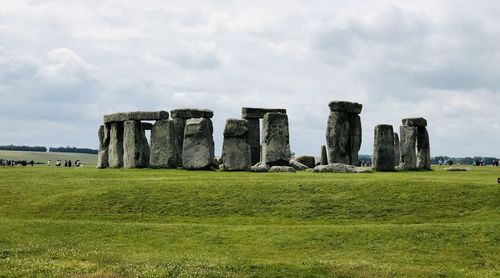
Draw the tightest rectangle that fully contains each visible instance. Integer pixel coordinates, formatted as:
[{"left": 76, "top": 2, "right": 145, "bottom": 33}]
[{"left": 1, "top": 0, "right": 499, "bottom": 157}]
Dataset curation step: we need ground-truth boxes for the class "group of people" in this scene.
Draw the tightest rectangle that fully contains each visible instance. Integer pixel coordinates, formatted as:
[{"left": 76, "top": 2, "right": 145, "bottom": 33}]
[
  {"left": 47, "top": 160, "right": 83, "bottom": 167},
  {"left": 438, "top": 160, "right": 456, "bottom": 166},
  {"left": 359, "top": 161, "right": 372, "bottom": 167},
  {"left": 0, "top": 159, "right": 34, "bottom": 166}
]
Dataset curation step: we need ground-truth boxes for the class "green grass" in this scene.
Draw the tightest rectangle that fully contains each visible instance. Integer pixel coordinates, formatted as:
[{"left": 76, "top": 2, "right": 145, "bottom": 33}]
[
  {"left": 0, "top": 150, "right": 97, "bottom": 165},
  {"left": 0, "top": 166, "right": 499, "bottom": 277}
]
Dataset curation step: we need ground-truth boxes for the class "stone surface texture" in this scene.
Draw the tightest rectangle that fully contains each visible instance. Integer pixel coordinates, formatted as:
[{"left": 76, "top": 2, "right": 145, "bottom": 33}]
[
  {"left": 171, "top": 109, "right": 214, "bottom": 119},
  {"left": 149, "top": 119, "right": 177, "bottom": 168},
  {"left": 416, "top": 126, "right": 431, "bottom": 169},
  {"left": 399, "top": 125, "right": 418, "bottom": 170},
  {"left": 182, "top": 118, "right": 214, "bottom": 170},
  {"left": 104, "top": 111, "right": 169, "bottom": 123},
  {"left": 123, "top": 120, "right": 150, "bottom": 168},
  {"left": 372, "top": 124, "right": 395, "bottom": 171},
  {"left": 293, "top": 156, "right": 316, "bottom": 168},
  {"left": 393, "top": 132, "right": 401, "bottom": 167},
  {"left": 320, "top": 145, "right": 328, "bottom": 165},
  {"left": 97, "top": 124, "right": 110, "bottom": 169},
  {"left": 108, "top": 121, "right": 124, "bottom": 168},
  {"left": 261, "top": 112, "right": 291, "bottom": 166},
  {"left": 241, "top": 107, "right": 287, "bottom": 119},
  {"left": 328, "top": 101, "right": 363, "bottom": 114},
  {"left": 269, "top": 166, "right": 296, "bottom": 173},
  {"left": 402, "top": 117, "right": 427, "bottom": 127},
  {"left": 221, "top": 119, "right": 251, "bottom": 171}
]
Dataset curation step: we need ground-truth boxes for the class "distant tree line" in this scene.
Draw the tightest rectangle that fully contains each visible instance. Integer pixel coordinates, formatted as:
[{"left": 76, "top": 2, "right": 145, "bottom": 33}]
[
  {"left": 0, "top": 144, "right": 47, "bottom": 152},
  {"left": 49, "top": 147, "right": 98, "bottom": 154}
]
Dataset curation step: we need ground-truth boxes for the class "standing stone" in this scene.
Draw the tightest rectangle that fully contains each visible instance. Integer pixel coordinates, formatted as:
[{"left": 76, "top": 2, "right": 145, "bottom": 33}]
[
  {"left": 320, "top": 145, "right": 328, "bottom": 165},
  {"left": 150, "top": 119, "right": 177, "bottom": 168},
  {"left": 326, "top": 111, "right": 351, "bottom": 164},
  {"left": 393, "top": 132, "right": 400, "bottom": 167},
  {"left": 372, "top": 125, "right": 395, "bottom": 171},
  {"left": 108, "top": 121, "right": 124, "bottom": 168},
  {"left": 97, "top": 124, "right": 110, "bottom": 168},
  {"left": 221, "top": 119, "right": 251, "bottom": 171},
  {"left": 399, "top": 125, "right": 417, "bottom": 170},
  {"left": 123, "top": 120, "right": 150, "bottom": 168},
  {"left": 173, "top": 118, "right": 186, "bottom": 167},
  {"left": 261, "top": 112, "right": 291, "bottom": 166},
  {"left": 182, "top": 118, "right": 214, "bottom": 170},
  {"left": 417, "top": 126, "right": 431, "bottom": 169},
  {"left": 349, "top": 114, "right": 362, "bottom": 166},
  {"left": 246, "top": 118, "right": 261, "bottom": 165}
]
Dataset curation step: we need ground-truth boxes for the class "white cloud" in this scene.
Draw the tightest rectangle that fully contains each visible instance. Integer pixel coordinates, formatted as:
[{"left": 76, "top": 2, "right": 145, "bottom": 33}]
[{"left": 0, "top": 0, "right": 499, "bottom": 157}]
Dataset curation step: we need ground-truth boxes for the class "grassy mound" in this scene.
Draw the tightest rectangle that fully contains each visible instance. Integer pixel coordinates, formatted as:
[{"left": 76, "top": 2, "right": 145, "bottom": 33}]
[{"left": 0, "top": 166, "right": 499, "bottom": 276}]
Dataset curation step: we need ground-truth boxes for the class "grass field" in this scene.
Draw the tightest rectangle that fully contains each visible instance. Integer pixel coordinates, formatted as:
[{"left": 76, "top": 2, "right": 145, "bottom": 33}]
[
  {"left": 0, "top": 150, "right": 97, "bottom": 165},
  {"left": 0, "top": 166, "right": 499, "bottom": 277}
]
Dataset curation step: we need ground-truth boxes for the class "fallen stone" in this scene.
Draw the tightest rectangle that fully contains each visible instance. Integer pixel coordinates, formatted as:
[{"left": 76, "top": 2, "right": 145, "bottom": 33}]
[
  {"left": 170, "top": 109, "right": 213, "bottom": 119},
  {"left": 251, "top": 163, "right": 269, "bottom": 172},
  {"left": 261, "top": 112, "right": 291, "bottom": 166},
  {"left": 445, "top": 167, "right": 470, "bottom": 171},
  {"left": 293, "top": 156, "right": 316, "bottom": 168},
  {"left": 313, "top": 163, "right": 362, "bottom": 173},
  {"left": 123, "top": 120, "right": 150, "bottom": 168},
  {"left": 104, "top": 111, "right": 169, "bottom": 123},
  {"left": 372, "top": 124, "right": 395, "bottom": 171},
  {"left": 182, "top": 118, "right": 214, "bottom": 170},
  {"left": 402, "top": 117, "right": 427, "bottom": 127},
  {"left": 108, "top": 121, "right": 124, "bottom": 168},
  {"left": 149, "top": 119, "right": 177, "bottom": 168},
  {"left": 289, "top": 159, "right": 309, "bottom": 171},
  {"left": 241, "top": 107, "right": 287, "bottom": 119},
  {"left": 270, "top": 166, "right": 296, "bottom": 173},
  {"left": 328, "top": 101, "right": 363, "bottom": 114},
  {"left": 97, "top": 124, "right": 109, "bottom": 169}
]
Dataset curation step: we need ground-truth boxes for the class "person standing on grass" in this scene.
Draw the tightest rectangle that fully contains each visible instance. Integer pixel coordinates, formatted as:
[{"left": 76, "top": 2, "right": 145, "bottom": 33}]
[
  {"left": 68, "top": 160, "right": 72, "bottom": 167},
  {"left": 48, "top": 160, "right": 51, "bottom": 166}
]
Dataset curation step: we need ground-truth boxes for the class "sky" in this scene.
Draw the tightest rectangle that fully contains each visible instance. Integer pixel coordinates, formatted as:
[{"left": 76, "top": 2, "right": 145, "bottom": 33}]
[{"left": 0, "top": 0, "right": 499, "bottom": 157}]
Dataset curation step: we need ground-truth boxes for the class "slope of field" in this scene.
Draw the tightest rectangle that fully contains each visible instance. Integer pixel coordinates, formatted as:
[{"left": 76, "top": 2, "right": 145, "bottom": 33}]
[
  {"left": 0, "top": 150, "right": 97, "bottom": 165},
  {"left": 0, "top": 166, "right": 499, "bottom": 277}
]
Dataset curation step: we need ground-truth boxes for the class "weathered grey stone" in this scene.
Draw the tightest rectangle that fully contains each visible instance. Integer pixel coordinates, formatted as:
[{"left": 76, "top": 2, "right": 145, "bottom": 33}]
[
  {"left": 123, "top": 120, "right": 150, "bottom": 168},
  {"left": 349, "top": 114, "right": 362, "bottom": 166},
  {"left": 223, "top": 118, "right": 248, "bottom": 138},
  {"left": 326, "top": 111, "right": 351, "bottom": 164},
  {"left": 320, "top": 145, "right": 328, "bottom": 165},
  {"left": 149, "top": 119, "right": 177, "bottom": 168},
  {"left": 399, "top": 125, "right": 417, "bottom": 170},
  {"left": 269, "top": 166, "right": 296, "bottom": 173},
  {"left": 417, "top": 126, "right": 431, "bottom": 170},
  {"left": 313, "top": 163, "right": 360, "bottom": 173},
  {"left": 372, "top": 124, "right": 395, "bottom": 172},
  {"left": 141, "top": 122, "right": 153, "bottom": 130},
  {"left": 222, "top": 119, "right": 251, "bottom": 171},
  {"left": 394, "top": 132, "right": 400, "bottom": 167},
  {"left": 241, "top": 107, "right": 287, "bottom": 119},
  {"left": 251, "top": 163, "right": 269, "bottom": 172},
  {"left": 402, "top": 117, "right": 427, "bottom": 127},
  {"left": 261, "top": 112, "right": 291, "bottom": 166},
  {"left": 97, "top": 124, "right": 110, "bottom": 168},
  {"left": 182, "top": 118, "right": 214, "bottom": 170},
  {"left": 104, "top": 111, "right": 169, "bottom": 123},
  {"left": 328, "top": 101, "right": 363, "bottom": 114},
  {"left": 445, "top": 167, "right": 470, "bottom": 171},
  {"left": 171, "top": 109, "right": 213, "bottom": 119},
  {"left": 108, "top": 121, "right": 124, "bottom": 168},
  {"left": 289, "top": 160, "right": 308, "bottom": 171},
  {"left": 246, "top": 118, "right": 261, "bottom": 166},
  {"left": 173, "top": 118, "right": 187, "bottom": 167},
  {"left": 293, "top": 156, "right": 316, "bottom": 168}
]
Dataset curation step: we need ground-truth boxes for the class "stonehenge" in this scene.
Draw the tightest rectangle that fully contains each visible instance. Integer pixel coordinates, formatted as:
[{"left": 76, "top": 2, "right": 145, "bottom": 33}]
[
  {"left": 241, "top": 107, "right": 287, "bottom": 165},
  {"left": 221, "top": 119, "right": 251, "bottom": 171},
  {"left": 182, "top": 118, "right": 215, "bottom": 170},
  {"left": 261, "top": 112, "right": 291, "bottom": 166},
  {"left": 372, "top": 125, "right": 395, "bottom": 171},
  {"left": 326, "top": 101, "right": 362, "bottom": 166},
  {"left": 96, "top": 103, "right": 432, "bottom": 173},
  {"left": 399, "top": 118, "right": 431, "bottom": 170}
]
